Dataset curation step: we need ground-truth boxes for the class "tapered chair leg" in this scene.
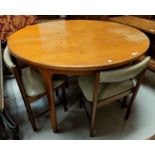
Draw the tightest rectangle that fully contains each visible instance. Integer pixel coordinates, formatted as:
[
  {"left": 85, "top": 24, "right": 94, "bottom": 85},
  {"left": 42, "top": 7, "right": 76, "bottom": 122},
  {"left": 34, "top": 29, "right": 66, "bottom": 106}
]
[
  {"left": 90, "top": 104, "right": 97, "bottom": 138},
  {"left": 90, "top": 72, "right": 99, "bottom": 137},
  {"left": 121, "top": 96, "right": 128, "bottom": 108},
  {"left": 13, "top": 68, "right": 38, "bottom": 131},
  {"left": 61, "top": 84, "right": 67, "bottom": 112},
  {"left": 18, "top": 86, "right": 38, "bottom": 131},
  {"left": 23, "top": 98, "right": 38, "bottom": 131},
  {"left": 90, "top": 104, "right": 97, "bottom": 137},
  {"left": 125, "top": 94, "right": 136, "bottom": 119},
  {"left": 125, "top": 71, "right": 145, "bottom": 119},
  {"left": 79, "top": 94, "right": 83, "bottom": 109},
  {"left": 55, "top": 89, "right": 59, "bottom": 97},
  {"left": 65, "top": 76, "right": 69, "bottom": 88}
]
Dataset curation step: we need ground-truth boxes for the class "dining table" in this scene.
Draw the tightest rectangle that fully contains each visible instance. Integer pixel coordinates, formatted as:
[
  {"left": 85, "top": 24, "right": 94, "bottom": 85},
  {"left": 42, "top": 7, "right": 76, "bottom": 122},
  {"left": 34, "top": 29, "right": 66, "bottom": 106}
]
[{"left": 8, "top": 20, "right": 150, "bottom": 133}]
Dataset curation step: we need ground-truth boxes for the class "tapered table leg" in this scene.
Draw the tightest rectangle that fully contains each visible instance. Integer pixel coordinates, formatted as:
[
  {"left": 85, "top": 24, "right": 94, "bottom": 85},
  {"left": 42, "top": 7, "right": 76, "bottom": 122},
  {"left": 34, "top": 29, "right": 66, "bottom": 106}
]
[{"left": 39, "top": 69, "right": 58, "bottom": 133}]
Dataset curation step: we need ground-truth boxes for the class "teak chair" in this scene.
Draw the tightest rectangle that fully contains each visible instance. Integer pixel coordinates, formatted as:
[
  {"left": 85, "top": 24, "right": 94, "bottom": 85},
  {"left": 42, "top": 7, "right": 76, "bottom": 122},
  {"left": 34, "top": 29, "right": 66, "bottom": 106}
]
[
  {"left": 78, "top": 57, "right": 150, "bottom": 137},
  {"left": 3, "top": 46, "right": 67, "bottom": 131}
]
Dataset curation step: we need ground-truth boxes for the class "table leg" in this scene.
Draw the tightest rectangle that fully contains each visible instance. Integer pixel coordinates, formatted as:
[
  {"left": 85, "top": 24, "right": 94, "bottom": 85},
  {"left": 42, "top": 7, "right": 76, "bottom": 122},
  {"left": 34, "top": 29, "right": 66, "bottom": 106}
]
[{"left": 39, "top": 68, "right": 58, "bottom": 133}]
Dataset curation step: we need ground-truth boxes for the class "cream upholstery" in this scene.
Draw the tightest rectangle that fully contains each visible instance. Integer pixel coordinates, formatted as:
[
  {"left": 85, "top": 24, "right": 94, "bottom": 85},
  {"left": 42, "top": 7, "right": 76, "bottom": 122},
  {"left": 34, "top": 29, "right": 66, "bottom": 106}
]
[
  {"left": 99, "top": 56, "right": 150, "bottom": 83},
  {"left": 3, "top": 46, "right": 67, "bottom": 131},
  {"left": 78, "top": 56, "right": 150, "bottom": 102},
  {"left": 3, "top": 46, "right": 65, "bottom": 97},
  {"left": 78, "top": 56, "right": 150, "bottom": 137},
  {"left": 3, "top": 46, "right": 27, "bottom": 69},
  {"left": 3, "top": 46, "right": 15, "bottom": 71},
  {"left": 21, "top": 67, "right": 64, "bottom": 97},
  {"left": 78, "top": 76, "right": 133, "bottom": 102}
]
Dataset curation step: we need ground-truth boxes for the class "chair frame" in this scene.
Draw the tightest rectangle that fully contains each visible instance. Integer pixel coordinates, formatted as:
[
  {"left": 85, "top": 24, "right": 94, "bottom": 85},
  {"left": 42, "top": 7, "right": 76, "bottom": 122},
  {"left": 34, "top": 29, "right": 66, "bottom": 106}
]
[
  {"left": 80, "top": 68, "right": 147, "bottom": 137},
  {"left": 7, "top": 55, "right": 67, "bottom": 131}
]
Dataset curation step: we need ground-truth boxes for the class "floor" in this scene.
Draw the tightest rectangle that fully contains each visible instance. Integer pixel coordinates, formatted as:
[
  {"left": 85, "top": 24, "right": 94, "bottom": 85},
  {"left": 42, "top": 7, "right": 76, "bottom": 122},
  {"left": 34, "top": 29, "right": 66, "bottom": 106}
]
[{"left": 3, "top": 70, "right": 155, "bottom": 140}]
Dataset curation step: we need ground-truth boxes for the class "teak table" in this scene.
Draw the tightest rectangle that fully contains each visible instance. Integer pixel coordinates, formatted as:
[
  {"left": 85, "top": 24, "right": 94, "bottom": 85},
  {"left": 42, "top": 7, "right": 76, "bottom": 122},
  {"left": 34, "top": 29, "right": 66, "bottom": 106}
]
[{"left": 8, "top": 20, "right": 150, "bottom": 133}]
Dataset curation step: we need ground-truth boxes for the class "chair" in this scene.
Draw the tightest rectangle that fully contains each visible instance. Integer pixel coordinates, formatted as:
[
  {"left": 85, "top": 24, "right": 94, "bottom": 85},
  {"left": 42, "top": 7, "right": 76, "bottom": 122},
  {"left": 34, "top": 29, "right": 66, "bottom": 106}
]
[
  {"left": 78, "top": 57, "right": 150, "bottom": 137},
  {"left": 3, "top": 46, "right": 67, "bottom": 131}
]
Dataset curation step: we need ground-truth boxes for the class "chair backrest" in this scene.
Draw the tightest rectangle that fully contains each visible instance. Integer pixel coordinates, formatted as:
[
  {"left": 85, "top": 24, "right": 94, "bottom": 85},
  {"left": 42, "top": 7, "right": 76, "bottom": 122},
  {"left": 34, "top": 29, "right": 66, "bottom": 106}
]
[
  {"left": 3, "top": 46, "right": 27, "bottom": 70},
  {"left": 99, "top": 56, "right": 150, "bottom": 83},
  {"left": 0, "top": 41, "right": 4, "bottom": 110},
  {"left": 3, "top": 46, "right": 16, "bottom": 71}
]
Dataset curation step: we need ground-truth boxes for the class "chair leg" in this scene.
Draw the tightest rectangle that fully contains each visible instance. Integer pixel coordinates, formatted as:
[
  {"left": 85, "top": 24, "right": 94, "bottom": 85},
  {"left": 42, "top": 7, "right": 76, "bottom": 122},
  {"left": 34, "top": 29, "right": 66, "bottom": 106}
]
[
  {"left": 65, "top": 76, "right": 69, "bottom": 88},
  {"left": 125, "top": 71, "right": 145, "bottom": 119},
  {"left": 90, "top": 104, "right": 97, "bottom": 137},
  {"left": 18, "top": 84, "right": 38, "bottom": 131},
  {"left": 90, "top": 106, "right": 96, "bottom": 137},
  {"left": 55, "top": 89, "right": 59, "bottom": 97},
  {"left": 61, "top": 84, "right": 67, "bottom": 112},
  {"left": 121, "top": 96, "right": 128, "bottom": 108},
  {"left": 79, "top": 96, "right": 83, "bottom": 109},
  {"left": 90, "top": 72, "right": 100, "bottom": 137},
  {"left": 23, "top": 97, "right": 38, "bottom": 131},
  {"left": 20, "top": 91, "right": 38, "bottom": 131},
  {"left": 79, "top": 93, "right": 83, "bottom": 109},
  {"left": 125, "top": 93, "right": 136, "bottom": 119},
  {"left": 13, "top": 68, "right": 38, "bottom": 131}
]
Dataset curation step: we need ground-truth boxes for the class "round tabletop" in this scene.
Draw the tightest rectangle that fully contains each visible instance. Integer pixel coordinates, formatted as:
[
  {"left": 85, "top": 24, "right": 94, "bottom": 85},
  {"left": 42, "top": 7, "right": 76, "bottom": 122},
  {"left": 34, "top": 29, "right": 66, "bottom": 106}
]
[{"left": 8, "top": 20, "right": 150, "bottom": 71}]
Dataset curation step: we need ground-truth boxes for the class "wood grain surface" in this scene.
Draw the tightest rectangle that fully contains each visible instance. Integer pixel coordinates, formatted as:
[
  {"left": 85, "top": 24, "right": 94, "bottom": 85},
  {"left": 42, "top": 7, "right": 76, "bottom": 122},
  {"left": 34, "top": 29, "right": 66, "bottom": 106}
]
[{"left": 8, "top": 20, "right": 150, "bottom": 71}]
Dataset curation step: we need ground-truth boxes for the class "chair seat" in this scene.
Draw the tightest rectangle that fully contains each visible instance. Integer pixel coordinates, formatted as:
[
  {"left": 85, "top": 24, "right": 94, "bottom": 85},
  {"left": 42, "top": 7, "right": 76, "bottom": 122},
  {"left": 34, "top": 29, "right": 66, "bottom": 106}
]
[
  {"left": 78, "top": 76, "right": 134, "bottom": 102},
  {"left": 21, "top": 67, "right": 65, "bottom": 97}
]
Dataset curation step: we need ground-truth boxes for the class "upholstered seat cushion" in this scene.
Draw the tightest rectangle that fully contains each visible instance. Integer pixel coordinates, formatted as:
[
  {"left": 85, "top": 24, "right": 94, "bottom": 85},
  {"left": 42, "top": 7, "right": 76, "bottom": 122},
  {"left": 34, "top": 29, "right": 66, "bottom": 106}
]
[
  {"left": 78, "top": 76, "right": 134, "bottom": 102},
  {"left": 21, "top": 67, "right": 64, "bottom": 97}
]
